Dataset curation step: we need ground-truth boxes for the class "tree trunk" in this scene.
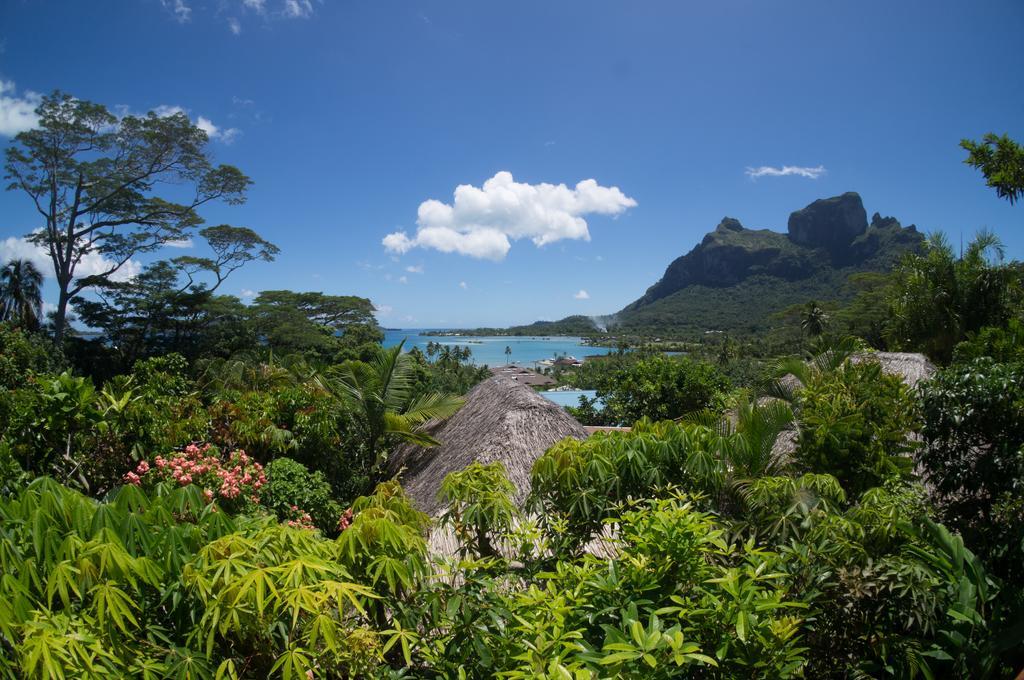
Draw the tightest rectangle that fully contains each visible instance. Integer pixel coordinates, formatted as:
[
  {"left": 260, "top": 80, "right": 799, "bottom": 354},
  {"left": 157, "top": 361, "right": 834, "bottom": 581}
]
[{"left": 53, "top": 287, "right": 70, "bottom": 345}]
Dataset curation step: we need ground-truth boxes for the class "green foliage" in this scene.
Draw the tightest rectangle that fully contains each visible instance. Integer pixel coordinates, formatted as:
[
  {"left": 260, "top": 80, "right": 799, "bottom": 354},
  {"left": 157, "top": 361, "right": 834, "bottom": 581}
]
[
  {"left": 0, "top": 323, "right": 65, "bottom": 390},
  {"left": 918, "top": 358, "right": 1024, "bottom": 592},
  {"left": 321, "top": 341, "right": 464, "bottom": 468},
  {"left": 961, "top": 133, "right": 1024, "bottom": 204},
  {"left": 249, "top": 290, "right": 382, "bottom": 363},
  {"left": 440, "top": 461, "right": 518, "bottom": 558},
  {"left": 261, "top": 457, "right": 342, "bottom": 534},
  {"left": 885, "top": 231, "right": 1020, "bottom": 363},
  {"left": 795, "top": 359, "right": 918, "bottom": 496},
  {"left": 597, "top": 355, "right": 730, "bottom": 425},
  {"left": 952, "top": 318, "right": 1024, "bottom": 363}
]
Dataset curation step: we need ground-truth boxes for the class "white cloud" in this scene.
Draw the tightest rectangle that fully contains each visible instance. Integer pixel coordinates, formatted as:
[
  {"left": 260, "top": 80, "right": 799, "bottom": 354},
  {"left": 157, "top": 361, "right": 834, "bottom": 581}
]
[
  {"left": 161, "top": 0, "right": 192, "bottom": 22},
  {"left": 383, "top": 171, "right": 637, "bottom": 261},
  {"left": 195, "top": 116, "right": 241, "bottom": 144},
  {"left": 0, "top": 235, "right": 140, "bottom": 282},
  {"left": 227, "top": 17, "right": 242, "bottom": 34},
  {"left": 283, "top": 0, "right": 313, "bottom": 18},
  {"left": 149, "top": 106, "right": 240, "bottom": 143},
  {"left": 405, "top": 264, "right": 424, "bottom": 274},
  {"left": 745, "top": 165, "right": 826, "bottom": 180},
  {"left": 375, "top": 304, "right": 393, "bottom": 317},
  {"left": 240, "top": 288, "right": 256, "bottom": 299},
  {"left": 458, "top": 281, "right": 468, "bottom": 289},
  {"left": 574, "top": 289, "right": 590, "bottom": 300},
  {"left": 243, "top": 0, "right": 267, "bottom": 12},
  {"left": 0, "top": 80, "right": 41, "bottom": 136},
  {"left": 165, "top": 238, "right": 194, "bottom": 248},
  {"left": 398, "top": 275, "right": 408, "bottom": 284}
]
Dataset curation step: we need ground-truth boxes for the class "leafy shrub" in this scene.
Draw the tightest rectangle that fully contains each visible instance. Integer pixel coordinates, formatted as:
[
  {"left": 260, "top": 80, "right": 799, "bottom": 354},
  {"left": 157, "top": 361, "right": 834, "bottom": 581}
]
[
  {"left": 952, "top": 318, "right": 1024, "bottom": 363},
  {"left": 439, "top": 461, "right": 518, "bottom": 558},
  {"left": 0, "top": 323, "right": 65, "bottom": 390},
  {"left": 795, "top": 360, "right": 918, "bottom": 496},
  {"left": 597, "top": 355, "right": 730, "bottom": 425},
  {"left": 261, "top": 456, "right": 342, "bottom": 534},
  {"left": 919, "top": 358, "right": 1024, "bottom": 590}
]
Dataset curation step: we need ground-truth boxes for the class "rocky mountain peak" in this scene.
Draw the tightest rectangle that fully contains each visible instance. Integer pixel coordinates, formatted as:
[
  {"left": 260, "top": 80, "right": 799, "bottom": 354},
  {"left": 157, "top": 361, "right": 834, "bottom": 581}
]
[{"left": 787, "top": 192, "right": 868, "bottom": 253}]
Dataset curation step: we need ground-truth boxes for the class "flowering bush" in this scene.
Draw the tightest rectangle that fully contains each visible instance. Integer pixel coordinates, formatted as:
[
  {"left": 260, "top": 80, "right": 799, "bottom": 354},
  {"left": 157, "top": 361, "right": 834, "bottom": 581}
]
[
  {"left": 284, "top": 504, "right": 315, "bottom": 530},
  {"left": 125, "top": 443, "right": 266, "bottom": 512},
  {"left": 261, "top": 457, "right": 344, "bottom": 534}
]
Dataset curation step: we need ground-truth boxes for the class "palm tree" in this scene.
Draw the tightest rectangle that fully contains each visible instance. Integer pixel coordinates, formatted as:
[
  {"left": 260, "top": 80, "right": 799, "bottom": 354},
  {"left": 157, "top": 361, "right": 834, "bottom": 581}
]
[
  {"left": 765, "top": 335, "right": 859, "bottom": 404},
  {"left": 800, "top": 300, "right": 829, "bottom": 337},
  {"left": 886, "top": 230, "right": 1014, "bottom": 363},
  {"left": 0, "top": 259, "right": 44, "bottom": 331},
  {"left": 504, "top": 345, "right": 512, "bottom": 364},
  {"left": 321, "top": 340, "right": 464, "bottom": 467}
]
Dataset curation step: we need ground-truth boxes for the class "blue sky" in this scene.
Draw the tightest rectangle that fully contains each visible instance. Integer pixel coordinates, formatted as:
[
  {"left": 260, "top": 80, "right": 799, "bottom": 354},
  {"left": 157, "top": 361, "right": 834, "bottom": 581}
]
[{"left": 1, "top": 0, "right": 1022, "bottom": 328}]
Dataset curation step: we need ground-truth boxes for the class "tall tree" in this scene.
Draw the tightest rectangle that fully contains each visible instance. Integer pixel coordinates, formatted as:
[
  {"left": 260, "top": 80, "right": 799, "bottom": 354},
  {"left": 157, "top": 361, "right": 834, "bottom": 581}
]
[
  {"left": 0, "top": 259, "right": 44, "bottom": 330},
  {"left": 961, "top": 133, "right": 1024, "bottom": 204},
  {"left": 4, "top": 92, "right": 251, "bottom": 342}
]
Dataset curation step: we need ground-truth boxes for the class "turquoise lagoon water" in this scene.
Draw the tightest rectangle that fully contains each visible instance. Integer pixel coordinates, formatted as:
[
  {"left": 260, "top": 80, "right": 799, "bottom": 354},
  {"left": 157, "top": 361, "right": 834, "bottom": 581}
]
[
  {"left": 539, "top": 389, "right": 602, "bottom": 408},
  {"left": 382, "top": 329, "right": 610, "bottom": 368}
]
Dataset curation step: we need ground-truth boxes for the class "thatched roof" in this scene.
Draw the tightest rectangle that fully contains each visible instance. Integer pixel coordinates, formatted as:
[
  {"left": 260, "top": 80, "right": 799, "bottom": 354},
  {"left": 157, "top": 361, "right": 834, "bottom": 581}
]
[
  {"left": 768, "top": 352, "right": 935, "bottom": 462},
  {"left": 389, "top": 376, "right": 588, "bottom": 517},
  {"left": 850, "top": 352, "right": 937, "bottom": 388}
]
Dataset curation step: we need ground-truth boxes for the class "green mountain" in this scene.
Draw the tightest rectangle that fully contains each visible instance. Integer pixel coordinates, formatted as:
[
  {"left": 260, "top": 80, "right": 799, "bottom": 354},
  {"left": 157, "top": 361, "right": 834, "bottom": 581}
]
[
  {"left": 483, "top": 193, "right": 923, "bottom": 338},
  {"left": 608, "top": 192, "right": 923, "bottom": 335}
]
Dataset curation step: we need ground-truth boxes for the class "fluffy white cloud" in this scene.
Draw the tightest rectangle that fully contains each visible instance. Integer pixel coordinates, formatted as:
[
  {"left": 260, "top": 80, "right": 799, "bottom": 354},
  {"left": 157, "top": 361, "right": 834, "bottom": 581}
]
[
  {"left": 374, "top": 304, "right": 393, "bottom": 317},
  {"left": 383, "top": 171, "right": 637, "bottom": 261},
  {"left": 0, "top": 81, "right": 42, "bottom": 137},
  {"left": 165, "top": 238, "right": 194, "bottom": 248},
  {"left": 458, "top": 281, "right": 468, "bottom": 289},
  {"left": 240, "top": 288, "right": 256, "bottom": 299},
  {"left": 0, "top": 235, "right": 141, "bottom": 283},
  {"left": 745, "top": 165, "right": 826, "bottom": 180},
  {"left": 196, "top": 116, "right": 241, "bottom": 144},
  {"left": 243, "top": 0, "right": 267, "bottom": 11},
  {"left": 398, "top": 275, "right": 408, "bottom": 284},
  {"left": 227, "top": 17, "right": 242, "bottom": 34},
  {"left": 574, "top": 289, "right": 590, "bottom": 300},
  {"left": 405, "top": 264, "right": 424, "bottom": 274}
]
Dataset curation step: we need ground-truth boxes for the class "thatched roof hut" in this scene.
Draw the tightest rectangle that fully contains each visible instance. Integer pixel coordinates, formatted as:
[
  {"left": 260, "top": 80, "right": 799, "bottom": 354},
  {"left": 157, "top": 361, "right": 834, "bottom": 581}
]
[
  {"left": 389, "top": 376, "right": 588, "bottom": 517},
  {"left": 850, "top": 352, "right": 936, "bottom": 388}
]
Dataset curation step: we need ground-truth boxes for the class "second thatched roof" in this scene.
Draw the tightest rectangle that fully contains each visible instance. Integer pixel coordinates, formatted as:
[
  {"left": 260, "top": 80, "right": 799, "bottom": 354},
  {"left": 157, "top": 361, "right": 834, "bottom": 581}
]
[
  {"left": 850, "top": 351, "right": 937, "bottom": 388},
  {"left": 388, "top": 376, "right": 588, "bottom": 516}
]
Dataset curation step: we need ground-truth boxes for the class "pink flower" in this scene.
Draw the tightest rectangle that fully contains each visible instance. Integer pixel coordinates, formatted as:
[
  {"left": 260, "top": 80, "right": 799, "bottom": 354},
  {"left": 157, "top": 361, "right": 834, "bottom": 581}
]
[
  {"left": 136, "top": 460, "right": 150, "bottom": 474},
  {"left": 124, "top": 472, "right": 141, "bottom": 485},
  {"left": 203, "top": 489, "right": 214, "bottom": 502}
]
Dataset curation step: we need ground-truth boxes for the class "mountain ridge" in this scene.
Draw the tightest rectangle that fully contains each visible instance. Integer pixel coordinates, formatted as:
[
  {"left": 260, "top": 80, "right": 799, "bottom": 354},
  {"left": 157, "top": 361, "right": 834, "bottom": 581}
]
[{"left": 446, "top": 192, "right": 924, "bottom": 338}]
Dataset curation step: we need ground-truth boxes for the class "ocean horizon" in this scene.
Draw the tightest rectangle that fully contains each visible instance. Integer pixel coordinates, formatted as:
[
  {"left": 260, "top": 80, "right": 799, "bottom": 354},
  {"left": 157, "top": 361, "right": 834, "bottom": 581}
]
[{"left": 382, "top": 329, "right": 611, "bottom": 368}]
